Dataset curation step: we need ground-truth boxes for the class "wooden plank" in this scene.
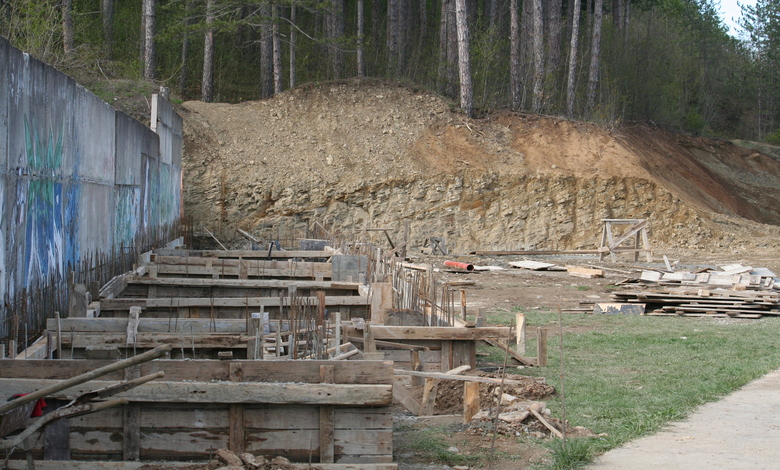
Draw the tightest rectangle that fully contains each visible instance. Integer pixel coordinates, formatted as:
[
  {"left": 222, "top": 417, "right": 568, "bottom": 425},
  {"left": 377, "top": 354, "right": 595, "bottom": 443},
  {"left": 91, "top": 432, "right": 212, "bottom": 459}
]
[
  {"left": 155, "top": 264, "right": 331, "bottom": 279},
  {"left": 0, "top": 379, "right": 392, "bottom": 406},
  {"left": 127, "top": 277, "right": 360, "bottom": 290},
  {"left": 1, "top": 462, "right": 387, "bottom": 470},
  {"left": 100, "top": 295, "right": 368, "bottom": 310},
  {"left": 508, "top": 260, "right": 560, "bottom": 270},
  {"left": 154, "top": 249, "right": 335, "bottom": 259},
  {"left": 125, "top": 307, "right": 141, "bottom": 345},
  {"left": 392, "top": 377, "right": 420, "bottom": 414},
  {"left": 0, "top": 360, "right": 394, "bottom": 385},
  {"left": 396, "top": 369, "right": 530, "bottom": 386},
  {"left": 370, "top": 283, "right": 393, "bottom": 324},
  {"left": 566, "top": 266, "right": 604, "bottom": 278},
  {"left": 370, "top": 326, "right": 511, "bottom": 341},
  {"left": 48, "top": 318, "right": 251, "bottom": 333}
]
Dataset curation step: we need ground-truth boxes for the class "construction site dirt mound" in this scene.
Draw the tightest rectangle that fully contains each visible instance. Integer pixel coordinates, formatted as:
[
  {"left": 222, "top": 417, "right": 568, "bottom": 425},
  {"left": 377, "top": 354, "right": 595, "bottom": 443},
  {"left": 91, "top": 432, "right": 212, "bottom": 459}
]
[{"left": 181, "top": 79, "right": 780, "bottom": 254}]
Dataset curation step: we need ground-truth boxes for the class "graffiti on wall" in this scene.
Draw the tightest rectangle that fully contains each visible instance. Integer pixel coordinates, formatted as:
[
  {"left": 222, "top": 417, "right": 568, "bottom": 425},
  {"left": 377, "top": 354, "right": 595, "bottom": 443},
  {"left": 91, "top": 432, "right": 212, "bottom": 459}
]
[{"left": 21, "top": 116, "right": 80, "bottom": 285}]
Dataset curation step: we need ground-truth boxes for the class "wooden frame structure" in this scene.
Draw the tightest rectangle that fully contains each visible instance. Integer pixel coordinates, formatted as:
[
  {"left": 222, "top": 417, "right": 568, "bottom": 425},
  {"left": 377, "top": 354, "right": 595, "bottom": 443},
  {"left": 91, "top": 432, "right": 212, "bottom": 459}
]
[
  {"left": 0, "top": 359, "right": 395, "bottom": 467},
  {"left": 598, "top": 219, "right": 653, "bottom": 262}
]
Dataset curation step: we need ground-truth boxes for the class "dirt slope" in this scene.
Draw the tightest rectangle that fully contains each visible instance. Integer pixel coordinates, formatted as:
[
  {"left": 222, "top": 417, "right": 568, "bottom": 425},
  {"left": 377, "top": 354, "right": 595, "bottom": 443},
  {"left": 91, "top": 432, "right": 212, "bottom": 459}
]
[{"left": 181, "top": 79, "right": 780, "bottom": 253}]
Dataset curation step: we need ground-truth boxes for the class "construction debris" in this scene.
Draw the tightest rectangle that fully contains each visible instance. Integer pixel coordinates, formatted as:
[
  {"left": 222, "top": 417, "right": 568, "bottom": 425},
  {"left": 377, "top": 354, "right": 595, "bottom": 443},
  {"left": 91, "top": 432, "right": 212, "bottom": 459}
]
[{"left": 602, "top": 264, "right": 780, "bottom": 318}]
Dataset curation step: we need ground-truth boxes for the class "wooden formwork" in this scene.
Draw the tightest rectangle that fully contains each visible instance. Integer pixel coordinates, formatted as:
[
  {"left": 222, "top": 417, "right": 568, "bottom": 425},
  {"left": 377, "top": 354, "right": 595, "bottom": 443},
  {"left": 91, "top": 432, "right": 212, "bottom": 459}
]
[{"left": 0, "top": 359, "right": 395, "bottom": 467}]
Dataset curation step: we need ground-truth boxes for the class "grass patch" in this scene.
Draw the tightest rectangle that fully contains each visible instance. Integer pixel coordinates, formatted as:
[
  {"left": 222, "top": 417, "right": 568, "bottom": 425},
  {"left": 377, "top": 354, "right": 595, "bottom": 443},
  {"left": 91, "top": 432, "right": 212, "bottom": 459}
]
[
  {"left": 497, "top": 311, "right": 780, "bottom": 468},
  {"left": 393, "top": 425, "right": 479, "bottom": 466}
]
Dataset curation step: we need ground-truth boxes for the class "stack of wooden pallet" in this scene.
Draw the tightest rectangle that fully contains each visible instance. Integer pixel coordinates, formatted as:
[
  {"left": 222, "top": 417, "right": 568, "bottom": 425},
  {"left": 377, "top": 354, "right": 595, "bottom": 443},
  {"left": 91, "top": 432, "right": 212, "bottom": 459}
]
[
  {"left": 612, "top": 288, "right": 780, "bottom": 318},
  {"left": 607, "top": 264, "right": 780, "bottom": 318}
]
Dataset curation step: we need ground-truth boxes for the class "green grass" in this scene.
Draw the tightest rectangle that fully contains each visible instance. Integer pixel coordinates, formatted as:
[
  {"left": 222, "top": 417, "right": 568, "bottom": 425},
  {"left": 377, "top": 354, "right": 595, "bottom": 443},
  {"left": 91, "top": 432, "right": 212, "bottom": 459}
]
[
  {"left": 393, "top": 424, "right": 480, "bottom": 466},
  {"left": 506, "top": 311, "right": 780, "bottom": 468}
]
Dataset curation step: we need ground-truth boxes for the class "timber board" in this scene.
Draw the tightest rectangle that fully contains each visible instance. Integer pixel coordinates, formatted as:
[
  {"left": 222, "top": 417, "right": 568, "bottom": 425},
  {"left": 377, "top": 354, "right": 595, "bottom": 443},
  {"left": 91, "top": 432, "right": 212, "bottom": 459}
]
[
  {"left": 154, "top": 249, "right": 333, "bottom": 259},
  {"left": 0, "top": 359, "right": 394, "bottom": 383},
  {"left": 3, "top": 462, "right": 397, "bottom": 470}
]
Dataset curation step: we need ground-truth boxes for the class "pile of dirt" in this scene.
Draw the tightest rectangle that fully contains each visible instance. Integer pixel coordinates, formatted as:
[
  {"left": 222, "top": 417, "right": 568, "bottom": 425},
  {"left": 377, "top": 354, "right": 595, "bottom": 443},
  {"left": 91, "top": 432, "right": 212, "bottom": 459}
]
[
  {"left": 181, "top": 79, "right": 780, "bottom": 253},
  {"left": 434, "top": 372, "right": 555, "bottom": 415}
]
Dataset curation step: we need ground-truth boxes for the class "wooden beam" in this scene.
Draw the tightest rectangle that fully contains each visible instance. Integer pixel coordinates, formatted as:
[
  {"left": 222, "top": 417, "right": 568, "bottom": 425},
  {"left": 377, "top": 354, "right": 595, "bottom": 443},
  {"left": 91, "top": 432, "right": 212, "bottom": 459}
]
[
  {"left": 3, "top": 462, "right": 399, "bottom": 470},
  {"left": 395, "top": 369, "right": 530, "bottom": 386},
  {"left": 391, "top": 377, "right": 420, "bottom": 415},
  {"left": 369, "top": 326, "right": 511, "bottom": 341},
  {"left": 0, "top": 379, "right": 392, "bottom": 406},
  {"left": 127, "top": 277, "right": 360, "bottom": 290},
  {"left": 100, "top": 295, "right": 368, "bottom": 310},
  {"left": 153, "top": 249, "right": 335, "bottom": 259}
]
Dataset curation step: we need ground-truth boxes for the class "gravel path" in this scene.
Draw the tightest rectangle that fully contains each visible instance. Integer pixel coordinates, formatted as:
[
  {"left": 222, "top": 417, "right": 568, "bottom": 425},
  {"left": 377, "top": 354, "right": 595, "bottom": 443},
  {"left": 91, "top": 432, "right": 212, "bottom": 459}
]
[{"left": 589, "top": 368, "right": 780, "bottom": 469}]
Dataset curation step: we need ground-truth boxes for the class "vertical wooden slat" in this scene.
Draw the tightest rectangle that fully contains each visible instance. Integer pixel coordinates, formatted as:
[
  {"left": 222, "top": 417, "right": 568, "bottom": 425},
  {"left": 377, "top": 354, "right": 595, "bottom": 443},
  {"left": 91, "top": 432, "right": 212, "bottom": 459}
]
[
  {"left": 319, "top": 365, "right": 335, "bottom": 463},
  {"left": 43, "top": 399, "right": 70, "bottom": 460},
  {"left": 123, "top": 366, "right": 141, "bottom": 460},
  {"left": 228, "top": 362, "right": 245, "bottom": 454}
]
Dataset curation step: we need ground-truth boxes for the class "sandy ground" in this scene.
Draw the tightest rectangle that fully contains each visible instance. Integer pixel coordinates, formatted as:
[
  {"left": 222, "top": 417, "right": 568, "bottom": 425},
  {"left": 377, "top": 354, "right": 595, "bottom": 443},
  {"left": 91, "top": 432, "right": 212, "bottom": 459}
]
[{"left": 589, "top": 368, "right": 780, "bottom": 469}]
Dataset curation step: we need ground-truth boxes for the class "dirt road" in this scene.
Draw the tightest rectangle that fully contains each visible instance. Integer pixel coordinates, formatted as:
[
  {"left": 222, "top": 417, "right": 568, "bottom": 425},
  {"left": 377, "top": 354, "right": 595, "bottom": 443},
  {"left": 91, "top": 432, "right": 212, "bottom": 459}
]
[{"left": 589, "top": 368, "right": 780, "bottom": 469}]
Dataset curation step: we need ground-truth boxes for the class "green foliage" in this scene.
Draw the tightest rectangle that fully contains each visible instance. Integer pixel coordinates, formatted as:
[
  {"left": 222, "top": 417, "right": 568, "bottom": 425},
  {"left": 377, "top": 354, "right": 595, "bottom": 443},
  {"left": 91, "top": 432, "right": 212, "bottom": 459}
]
[
  {"left": 0, "top": 0, "right": 774, "bottom": 139},
  {"left": 767, "top": 129, "right": 780, "bottom": 145},
  {"left": 548, "top": 438, "right": 596, "bottom": 470}
]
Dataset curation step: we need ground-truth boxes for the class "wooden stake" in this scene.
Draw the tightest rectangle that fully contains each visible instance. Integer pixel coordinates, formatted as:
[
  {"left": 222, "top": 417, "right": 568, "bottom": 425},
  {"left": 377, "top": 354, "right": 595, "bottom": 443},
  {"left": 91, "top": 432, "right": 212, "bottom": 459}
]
[
  {"left": 536, "top": 328, "right": 548, "bottom": 367},
  {"left": 460, "top": 289, "right": 467, "bottom": 321},
  {"left": 463, "top": 381, "right": 480, "bottom": 423},
  {"left": 516, "top": 312, "right": 526, "bottom": 354}
]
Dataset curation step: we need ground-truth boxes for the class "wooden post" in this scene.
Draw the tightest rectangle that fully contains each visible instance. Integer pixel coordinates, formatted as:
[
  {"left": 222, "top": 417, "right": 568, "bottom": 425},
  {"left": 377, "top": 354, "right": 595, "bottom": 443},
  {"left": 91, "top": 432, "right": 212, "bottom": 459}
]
[
  {"left": 8, "top": 340, "right": 16, "bottom": 359},
  {"left": 55, "top": 312, "right": 62, "bottom": 359},
  {"left": 229, "top": 362, "right": 245, "bottom": 454},
  {"left": 319, "top": 365, "right": 335, "bottom": 463},
  {"left": 370, "top": 282, "right": 393, "bottom": 324},
  {"left": 363, "top": 323, "right": 376, "bottom": 353},
  {"left": 410, "top": 350, "right": 423, "bottom": 387},
  {"left": 475, "top": 307, "right": 485, "bottom": 324},
  {"left": 123, "top": 366, "right": 141, "bottom": 461},
  {"left": 536, "top": 327, "right": 548, "bottom": 367},
  {"left": 333, "top": 311, "right": 342, "bottom": 357},
  {"left": 516, "top": 312, "right": 526, "bottom": 354},
  {"left": 463, "top": 382, "right": 480, "bottom": 423},
  {"left": 460, "top": 289, "right": 467, "bottom": 321}
]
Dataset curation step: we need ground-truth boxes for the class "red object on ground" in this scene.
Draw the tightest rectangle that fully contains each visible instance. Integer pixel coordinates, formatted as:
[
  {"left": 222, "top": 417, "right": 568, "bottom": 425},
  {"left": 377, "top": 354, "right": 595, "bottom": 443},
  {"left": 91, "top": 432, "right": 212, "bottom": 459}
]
[{"left": 444, "top": 261, "right": 474, "bottom": 271}]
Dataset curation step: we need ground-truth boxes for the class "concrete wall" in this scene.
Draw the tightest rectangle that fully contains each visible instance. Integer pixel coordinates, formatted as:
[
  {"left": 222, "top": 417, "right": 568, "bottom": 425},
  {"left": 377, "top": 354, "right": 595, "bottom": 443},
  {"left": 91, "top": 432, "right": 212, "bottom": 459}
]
[{"left": 0, "top": 36, "right": 182, "bottom": 342}]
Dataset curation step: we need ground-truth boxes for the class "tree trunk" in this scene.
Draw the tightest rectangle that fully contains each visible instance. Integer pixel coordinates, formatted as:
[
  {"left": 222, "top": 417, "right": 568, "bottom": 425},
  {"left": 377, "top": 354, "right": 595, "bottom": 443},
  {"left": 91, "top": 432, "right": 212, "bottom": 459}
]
[
  {"left": 327, "top": 0, "right": 345, "bottom": 79},
  {"left": 455, "top": 0, "right": 472, "bottom": 117},
  {"left": 290, "top": 4, "right": 297, "bottom": 88},
  {"left": 272, "top": 4, "right": 282, "bottom": 94},
  {"left": 201, "top": 0, "right": 215, "bottom": 102},
  {"left": 544, "top": 0, "right": 563, "bottom": 78},
  {"left": 510, "top": 0, "right": 521, "bottom": 110},
  {"left": 531, "top": 0, "right": 543, "bottom": 112},
  {"left": 260, "top": 2, "right": 273, "bottom": 98},
  {"left": 62, "top": 0, "right": 74, "bottom": 55},
  {"left": 357, "top": 0, "right": 365, "bottom": 77},
  {"left": 143, "top": 0, "right": 155, "bottom": 80},
  {"left": 101, "top": 0, "right": 114, "bottom": 58},
  {"left": 372, "top": 0, "right": 381, "bottom": 50},
  {"left": 387, "top": 0, "right": 400, "bottom": 75},
  {"left": 438, "top": 0, "right": 458, "bottom": 98},
  {"left": 520, "top": 0, "right": 533, "bottom": 108},
  {"left": 586, "top": 0, "right": 603, "bottom": 113},
  {"left": 565, "top": 0, "right": 581, "bottom": 116},
  {"left": 179, "top": 0, "right": 194, "bottom": 95}
]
